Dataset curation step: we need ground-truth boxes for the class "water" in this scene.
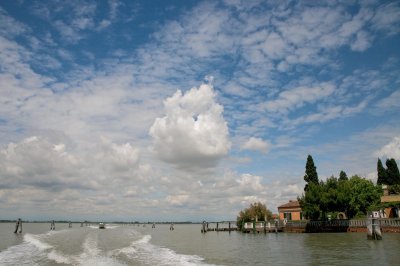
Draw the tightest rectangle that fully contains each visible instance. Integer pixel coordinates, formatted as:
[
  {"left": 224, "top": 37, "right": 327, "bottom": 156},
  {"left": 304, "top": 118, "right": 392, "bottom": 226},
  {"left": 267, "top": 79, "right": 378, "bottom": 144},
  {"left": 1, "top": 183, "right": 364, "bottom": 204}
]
[{"left": 1, "top": 223, "right": 399, "bottom": 265}]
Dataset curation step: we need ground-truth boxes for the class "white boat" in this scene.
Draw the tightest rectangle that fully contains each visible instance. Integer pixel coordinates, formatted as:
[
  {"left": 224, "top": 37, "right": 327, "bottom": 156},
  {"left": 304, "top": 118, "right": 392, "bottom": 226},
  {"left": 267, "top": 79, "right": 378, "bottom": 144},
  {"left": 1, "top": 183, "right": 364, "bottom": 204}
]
[{"left": 99, "top": 223, "right": 105, "bottom": 229}]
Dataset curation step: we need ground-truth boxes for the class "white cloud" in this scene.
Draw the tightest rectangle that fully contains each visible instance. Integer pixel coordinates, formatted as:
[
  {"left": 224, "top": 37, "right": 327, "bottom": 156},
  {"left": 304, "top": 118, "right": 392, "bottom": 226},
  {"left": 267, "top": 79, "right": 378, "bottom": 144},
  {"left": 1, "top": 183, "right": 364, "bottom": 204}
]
[
  {"left": 166, "top": 194, "right": 189, "bottom": 206},
  {"left": 96, "top": 137, "right": 140, "bottom": 173},
  {"left": 236, "top": 174, "right": 264, "bottom": 192},
  {"left": 264, "top": 83, "right": 335, "bottom": 114},
  {"left": 150, "top": 83, "right": 231, "bottom": 169},
  {"left": 0, "top": 6, "right": 29, "bottom": 37},
  {"left": 375, "top": 136, "right": 400, "bottom": 160},
  {"left": 0, "top": 135, "right": 158, "bottom": 219},
  {"left": 0, "top": 136, "right": 81, "bottom": 191},
  {"left": 241, "top": 137, "right": 270, "bottom": 153},
  {"left": 376, "top": 90, "right": 400, "bottom": 110},
  {"left": 351, "top": 30, "right": 373, "bottom": 51},
  {"left": 372, "top": 2, "right": 400, "bottom": 35}
]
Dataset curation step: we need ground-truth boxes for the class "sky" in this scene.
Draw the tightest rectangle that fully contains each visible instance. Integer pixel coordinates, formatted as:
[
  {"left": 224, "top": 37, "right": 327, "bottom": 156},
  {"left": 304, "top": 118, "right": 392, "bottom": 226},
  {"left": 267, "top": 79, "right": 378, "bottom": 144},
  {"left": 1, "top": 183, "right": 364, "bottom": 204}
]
[{"left": 0, "top": 0, "right": 399, "bottom": 222}]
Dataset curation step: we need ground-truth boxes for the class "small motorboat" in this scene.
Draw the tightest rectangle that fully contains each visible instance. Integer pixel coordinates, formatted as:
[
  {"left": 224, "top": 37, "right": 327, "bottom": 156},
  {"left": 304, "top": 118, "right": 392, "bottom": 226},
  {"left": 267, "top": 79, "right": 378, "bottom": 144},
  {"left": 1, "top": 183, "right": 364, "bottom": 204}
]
[{"left": 99, "top": 223, "right": 105, "bottom": 229}]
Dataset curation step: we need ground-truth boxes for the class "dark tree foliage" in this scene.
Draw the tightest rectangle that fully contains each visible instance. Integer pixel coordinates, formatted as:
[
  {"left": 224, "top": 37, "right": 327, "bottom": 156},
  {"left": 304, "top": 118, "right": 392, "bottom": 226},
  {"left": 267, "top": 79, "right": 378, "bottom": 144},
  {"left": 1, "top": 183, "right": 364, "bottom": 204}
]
[
  {"left": 236, "top": 202, "right": 272, "bottom": 228},
  {"left": 339, "top": 170, "right": 348, "bottom": 181},
  {"left": 299, "top": 175, "right": 381, "bottom": 220},
  {"left": 377, "top": 158, "right": 388, "bottom": 185},
  {"left": 298, "top": 182, "right": 322, "bottom": 220},
  {"left": 304, "top": 155, "right": 319, "bottom": 191},
  {"left": 386, "top": 158, "right": 400, "bottom": 185}
]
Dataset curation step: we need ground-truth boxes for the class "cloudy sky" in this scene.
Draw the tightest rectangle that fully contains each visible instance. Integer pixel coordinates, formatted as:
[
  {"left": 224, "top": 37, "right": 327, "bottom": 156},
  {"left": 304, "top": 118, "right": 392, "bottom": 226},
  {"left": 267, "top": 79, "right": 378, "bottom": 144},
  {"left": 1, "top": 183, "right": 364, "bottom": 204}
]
[{"left": 1, "top": 0, "right": 399, "bottom": 222}]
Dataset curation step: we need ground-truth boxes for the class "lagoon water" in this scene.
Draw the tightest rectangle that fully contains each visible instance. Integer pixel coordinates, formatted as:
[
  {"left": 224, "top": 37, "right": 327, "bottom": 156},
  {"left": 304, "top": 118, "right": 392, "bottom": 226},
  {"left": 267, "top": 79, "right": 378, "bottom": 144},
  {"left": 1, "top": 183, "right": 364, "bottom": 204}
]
[{"left": 0, "top": 223, "right": 399, "bottom": 265}]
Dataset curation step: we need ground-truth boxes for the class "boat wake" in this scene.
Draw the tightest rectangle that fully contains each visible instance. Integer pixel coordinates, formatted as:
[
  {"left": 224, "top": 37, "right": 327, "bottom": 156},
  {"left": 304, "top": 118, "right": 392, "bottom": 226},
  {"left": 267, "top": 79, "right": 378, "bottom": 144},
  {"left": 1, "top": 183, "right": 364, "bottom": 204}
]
[
  {"left": 114, "top": 234, "right": 214, "bottom": 266},
  {"left": 0, "top": 228, "right": 216, "bottom": 266}
]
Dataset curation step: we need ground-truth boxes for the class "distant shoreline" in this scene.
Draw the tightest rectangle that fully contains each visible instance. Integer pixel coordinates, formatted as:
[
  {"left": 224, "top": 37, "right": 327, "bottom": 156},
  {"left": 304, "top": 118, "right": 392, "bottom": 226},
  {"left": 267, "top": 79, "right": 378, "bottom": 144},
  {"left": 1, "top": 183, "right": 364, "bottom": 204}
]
[{"left": 0, "top": 220, "right": 225, "bottom": 224}]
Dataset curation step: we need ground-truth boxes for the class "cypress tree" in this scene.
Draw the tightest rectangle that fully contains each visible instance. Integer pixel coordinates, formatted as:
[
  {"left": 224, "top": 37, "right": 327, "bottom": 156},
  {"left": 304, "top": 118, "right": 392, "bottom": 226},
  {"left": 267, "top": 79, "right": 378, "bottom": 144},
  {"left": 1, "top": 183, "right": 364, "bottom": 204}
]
[
  {"left": 304, "top": 155, "right": 319, "bottom": 191},
  {"left": 377, "top": 158, "right": 387, "bottom": 185},
  {"left": 386, "top": 158, "right": 400, "bottom": 185},
  {"left": 339, "top": 170, "right": 348, "bottom": 181}
]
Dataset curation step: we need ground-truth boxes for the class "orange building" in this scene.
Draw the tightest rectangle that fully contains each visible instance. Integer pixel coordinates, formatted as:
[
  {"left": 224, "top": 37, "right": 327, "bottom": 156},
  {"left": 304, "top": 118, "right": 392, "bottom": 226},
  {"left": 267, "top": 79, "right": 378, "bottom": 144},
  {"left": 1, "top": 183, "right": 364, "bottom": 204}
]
[{"left": 278, "top": 200, "right": 303, "bottom": 221}]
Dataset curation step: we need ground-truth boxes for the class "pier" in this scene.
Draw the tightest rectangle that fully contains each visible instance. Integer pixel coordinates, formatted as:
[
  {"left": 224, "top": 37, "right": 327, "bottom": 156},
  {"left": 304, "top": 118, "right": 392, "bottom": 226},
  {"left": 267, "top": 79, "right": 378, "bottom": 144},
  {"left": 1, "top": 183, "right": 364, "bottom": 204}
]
[
  {"left": 241, "top": 221, "right": 284, "bottom": 233},
  {"left": 201, "top": 221, "right": 238, "bottom": 233}
]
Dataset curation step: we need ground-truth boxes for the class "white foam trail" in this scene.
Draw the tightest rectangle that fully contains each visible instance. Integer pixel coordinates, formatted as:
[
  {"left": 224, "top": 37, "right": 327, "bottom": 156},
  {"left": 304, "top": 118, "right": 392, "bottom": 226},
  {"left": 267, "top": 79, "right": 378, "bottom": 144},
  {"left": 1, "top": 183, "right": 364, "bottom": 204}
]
[
  {"left": 81, "top": 233, "right": 100, "bottom": 257},
  {"left": 24, "top": 233, "right": 53, "bottom": 250},
  {"left": 0, "top": 234, "right": 52, "bottom": 266},
  {"left": 105, "top": 224, "right": 119, "bottom": 229},
  {"left": 76, "top": 233, "right": 125, "bottom": 266},
  {"left": 116, "top": 234, "right": 217, "bottom": 266},
  {"left": 88, "top": 225, "right": 99, "bottom": 229},
  {"left": 134, "top": 234, "right": 152, "bottom": 244},
  {"left": 24, "top": 232, "right": 75, "bottom": 265},
  {"left": 0, "top": 243, "right": 42, "bottom": 266},
  {"left": 47, "top": 250, "right": 72, "bottom": 264}
]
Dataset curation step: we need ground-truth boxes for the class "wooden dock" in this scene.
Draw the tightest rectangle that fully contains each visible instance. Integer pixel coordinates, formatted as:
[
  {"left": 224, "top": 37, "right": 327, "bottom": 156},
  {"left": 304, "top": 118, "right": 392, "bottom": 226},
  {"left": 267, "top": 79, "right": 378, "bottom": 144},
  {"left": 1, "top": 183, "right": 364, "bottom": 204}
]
[
  {"left": 201, "top": 221, "right": 283, "bottom": 233},
  {"left": 201, "top": 222, "right": 238, "bottom": 233}
]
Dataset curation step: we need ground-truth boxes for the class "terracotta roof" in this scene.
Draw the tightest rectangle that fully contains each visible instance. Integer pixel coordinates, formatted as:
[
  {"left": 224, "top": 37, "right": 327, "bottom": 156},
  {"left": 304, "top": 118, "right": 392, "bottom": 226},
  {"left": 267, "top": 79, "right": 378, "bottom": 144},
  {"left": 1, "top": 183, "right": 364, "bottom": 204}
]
[{"left": 278, "top": 200, "right": 300, "bottom": 209}]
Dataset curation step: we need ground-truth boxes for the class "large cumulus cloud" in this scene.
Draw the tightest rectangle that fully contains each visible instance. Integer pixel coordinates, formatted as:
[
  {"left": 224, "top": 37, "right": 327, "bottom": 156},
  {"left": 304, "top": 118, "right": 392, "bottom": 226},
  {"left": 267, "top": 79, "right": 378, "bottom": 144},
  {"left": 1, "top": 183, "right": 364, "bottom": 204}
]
[{"left": 149, "top": 83, "right": 231, "bottom": 169}]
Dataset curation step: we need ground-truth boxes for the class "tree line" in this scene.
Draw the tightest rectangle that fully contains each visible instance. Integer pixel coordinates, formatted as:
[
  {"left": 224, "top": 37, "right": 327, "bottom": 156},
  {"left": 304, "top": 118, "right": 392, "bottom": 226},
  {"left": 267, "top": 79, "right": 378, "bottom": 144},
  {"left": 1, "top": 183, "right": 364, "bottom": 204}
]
[
  {"left": 237, "top": 155, "right": 399, "bottom": 224},
  {"left": 299, "top": 155, "right": 400, "bottom": 220}
]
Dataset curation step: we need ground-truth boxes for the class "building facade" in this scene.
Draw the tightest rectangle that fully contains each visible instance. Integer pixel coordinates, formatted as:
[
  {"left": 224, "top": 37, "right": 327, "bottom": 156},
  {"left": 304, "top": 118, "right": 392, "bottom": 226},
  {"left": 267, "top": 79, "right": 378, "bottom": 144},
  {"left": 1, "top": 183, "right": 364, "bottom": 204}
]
[{"left": 278, "top": 200, "right": 303, "bottom": 221}]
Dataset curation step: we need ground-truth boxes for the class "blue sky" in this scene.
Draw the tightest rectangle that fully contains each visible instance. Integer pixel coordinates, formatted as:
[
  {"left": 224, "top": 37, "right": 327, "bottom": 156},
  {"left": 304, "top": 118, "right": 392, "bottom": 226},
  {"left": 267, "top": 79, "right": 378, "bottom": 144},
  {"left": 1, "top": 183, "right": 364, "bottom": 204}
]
[{"left": 0, "top": 0, "right": 399, "bottom": 222}]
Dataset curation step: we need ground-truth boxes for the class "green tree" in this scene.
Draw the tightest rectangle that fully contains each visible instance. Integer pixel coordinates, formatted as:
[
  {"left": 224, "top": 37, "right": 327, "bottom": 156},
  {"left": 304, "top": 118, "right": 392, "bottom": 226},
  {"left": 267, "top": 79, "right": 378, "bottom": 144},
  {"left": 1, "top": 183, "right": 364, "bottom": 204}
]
[
  {"left": 236, "top": 202, "right": 272, "bottom": 229},
  {"left": 347, "top": 175, "right": 382, "bottom": 218},
  {"left": 339, "top": 170, "right": 348, "bottom": 181},
  {"left": 386, "top": 158, "right": 400, "bottom": 185},
  {"left": 304, "top": 155, "right": 319, "bottom": 191},
  {"left": 337, "top": 177, "right": 352, "bottom": 216},
  {"left": 299, "top": 175, "right": 381, "bottom": 220},
  {"left": 298, "top": 182, "right": 322, "bottom": 220},
  {"left": 377, "top": 158, "right": 388, "bottom": 185}
]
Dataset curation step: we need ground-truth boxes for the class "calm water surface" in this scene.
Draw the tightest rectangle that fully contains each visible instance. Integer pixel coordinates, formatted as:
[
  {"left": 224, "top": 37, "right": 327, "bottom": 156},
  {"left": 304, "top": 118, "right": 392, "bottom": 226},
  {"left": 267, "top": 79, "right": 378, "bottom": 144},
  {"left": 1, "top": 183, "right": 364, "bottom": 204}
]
[{"left": 0, "top": 223, "right": 399, "bottom": 265}]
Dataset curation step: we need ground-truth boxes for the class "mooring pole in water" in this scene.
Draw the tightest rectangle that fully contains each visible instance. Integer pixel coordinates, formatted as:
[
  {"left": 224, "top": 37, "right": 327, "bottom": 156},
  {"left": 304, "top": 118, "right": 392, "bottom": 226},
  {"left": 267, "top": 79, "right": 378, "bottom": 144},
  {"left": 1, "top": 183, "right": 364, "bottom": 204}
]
[
  {"left": 253, "top": 219, "right": 256, "bottom": 234},
  {"left": 202, "top": 221, "right": 206, "bottom": 233},
  {"left": 14, "top": 218, "right": 22, "bottom": 233},
  {"left": 263, "top": 221, "right": 266, "bottom": 234},
  {"left": 216, "top": 222, "right": 219, "bottom": 231}
]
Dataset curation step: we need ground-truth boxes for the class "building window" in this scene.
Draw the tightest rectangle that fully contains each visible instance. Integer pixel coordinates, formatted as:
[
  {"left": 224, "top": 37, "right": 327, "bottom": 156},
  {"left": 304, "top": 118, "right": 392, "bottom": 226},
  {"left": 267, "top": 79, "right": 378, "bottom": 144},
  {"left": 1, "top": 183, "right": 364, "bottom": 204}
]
[{"left": 284, "top": 212, "right": 292, "bottom": 221}]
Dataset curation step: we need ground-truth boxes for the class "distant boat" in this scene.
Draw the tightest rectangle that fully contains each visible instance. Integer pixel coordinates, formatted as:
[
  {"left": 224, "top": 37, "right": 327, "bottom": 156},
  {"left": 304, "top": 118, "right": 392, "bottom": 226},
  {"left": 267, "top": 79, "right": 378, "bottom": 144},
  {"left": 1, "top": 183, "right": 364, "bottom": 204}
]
[{"left": 99, "top": 223, "right": 105, "bottom": 229}]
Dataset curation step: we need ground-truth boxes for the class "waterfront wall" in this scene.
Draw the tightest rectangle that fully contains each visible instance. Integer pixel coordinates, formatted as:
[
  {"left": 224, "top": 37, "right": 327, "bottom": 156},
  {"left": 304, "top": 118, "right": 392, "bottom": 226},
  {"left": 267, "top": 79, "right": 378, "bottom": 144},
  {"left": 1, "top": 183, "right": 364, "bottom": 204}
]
[{"left": 284, "top": 218, "right": 400, "bottom": 233}]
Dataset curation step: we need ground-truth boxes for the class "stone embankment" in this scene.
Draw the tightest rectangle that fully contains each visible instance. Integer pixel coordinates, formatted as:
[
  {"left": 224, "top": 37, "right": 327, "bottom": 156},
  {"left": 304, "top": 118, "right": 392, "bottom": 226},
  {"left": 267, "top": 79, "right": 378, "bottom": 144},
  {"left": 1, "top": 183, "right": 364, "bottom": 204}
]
[{"left": 284, "top": 218, "right": 400, "bottom": 233}]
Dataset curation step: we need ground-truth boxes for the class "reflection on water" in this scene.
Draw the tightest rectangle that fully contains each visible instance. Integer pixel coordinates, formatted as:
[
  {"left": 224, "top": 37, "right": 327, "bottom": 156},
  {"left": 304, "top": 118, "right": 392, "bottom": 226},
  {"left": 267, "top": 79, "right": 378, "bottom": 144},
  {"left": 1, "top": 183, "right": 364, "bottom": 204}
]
[{"left": 0, "top": 223, "right": 399, "bottom": 265}]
